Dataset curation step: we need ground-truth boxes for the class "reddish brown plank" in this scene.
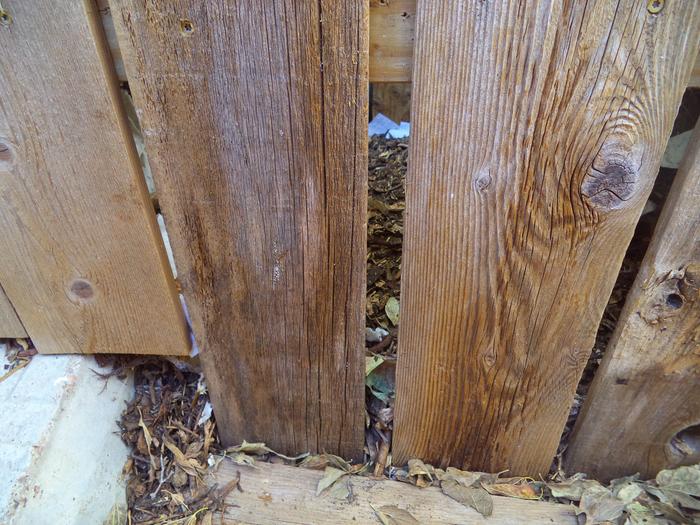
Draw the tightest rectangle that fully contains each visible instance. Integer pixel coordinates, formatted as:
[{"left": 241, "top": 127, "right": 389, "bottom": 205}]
[
  {"left": 394, "top": 0, "right": 700, "bottom": 475},
  {"left": 110, "top": 1, "right": 368, "bottom": 458}
]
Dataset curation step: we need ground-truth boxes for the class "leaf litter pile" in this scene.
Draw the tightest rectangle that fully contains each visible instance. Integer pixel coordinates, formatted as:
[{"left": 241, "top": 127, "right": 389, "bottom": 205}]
[
  {"left": 0, "top": 338, "right": 36, "bottom": 384},
  {"left": 106, "top": 137, "right": 699, "bottom": 524},
  {"left": 365, "top": 137, "right": 407, "bottom": 479}
]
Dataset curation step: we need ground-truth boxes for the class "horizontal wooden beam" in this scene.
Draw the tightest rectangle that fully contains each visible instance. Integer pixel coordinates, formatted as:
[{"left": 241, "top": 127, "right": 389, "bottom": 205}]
[
  {"left": 101, "top": 0, "right": 414, "bottom": 84},
  {"left": 209, "top": 461, "right": 577, "bottom": 524},
  {"left": 102, "top": 0, "right": 700, "bottom": 86},
  {"left": 369, "top": 0, "right": 415, "bottom": 82}
]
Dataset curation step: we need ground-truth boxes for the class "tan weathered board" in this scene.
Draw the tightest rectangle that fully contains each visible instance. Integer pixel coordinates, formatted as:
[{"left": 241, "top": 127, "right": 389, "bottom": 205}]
[
  {"left": 567, "top": 126, "right": 700, "bottom": 480},
  {"left": 393, "top": 0, "right": 700, "bottom": 476},
  {"left": 209, "top": 461, "right": 578, "bottom": 524},
  {"left": 110, "top": 1, "right": 367, "bottom": 458},
  {"left": 0, "top": 286, "right": 26, "bottom": 338},
  {"left": 0, "top": 0, "right": 189, "bottom": 355}
]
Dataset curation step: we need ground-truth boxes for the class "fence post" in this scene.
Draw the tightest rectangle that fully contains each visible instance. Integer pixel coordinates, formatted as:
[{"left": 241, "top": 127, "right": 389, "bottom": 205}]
[
  {"left": 567, "top": 125, "right": 700, "bottom": 480},
  {"left": 393, "top": 0, "right": 700, "bottom": 475},
  {"left": 0, "top": 0, "right": 189, "bottom": 355},
  {"left": 110, "top": 1, "right": 368, "bottom": 458}
]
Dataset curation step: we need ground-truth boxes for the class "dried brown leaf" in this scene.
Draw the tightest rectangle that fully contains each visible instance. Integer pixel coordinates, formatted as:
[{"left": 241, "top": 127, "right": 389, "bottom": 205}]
[
  {"left": 374, "top": 505, "right": 420, "bottom": 524},
  {"left": 300, "top": 453, "right": 351, "bottom": 472},
  {"left": 316, "top": 467, "right": 348, "bottom": 496},
  {"left": 441, "top": 478, "right": 493, "bottom": 517},
  {"left": 484, "top": 482, "right": 541, "bottom": 500},
  {"left": 407, "top": 459, "right": 433, "bottom": 480},
  {"left": 576, "top": 485, "right": 625, "bottom": 524}
]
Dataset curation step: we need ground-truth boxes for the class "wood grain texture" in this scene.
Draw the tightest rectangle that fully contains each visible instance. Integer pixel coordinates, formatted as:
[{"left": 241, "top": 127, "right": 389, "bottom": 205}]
[
  {"left": 104, "top": 0, "right": 412, "bottom": 83},
  {"left": 209, "top": 461, "right": 578, "bottom": 524},
  {"left": 393, "top": 0, "right": 700, "bottom": 475},
  {"left": 110, "top": 1, "right": 368, "bottom": 458},
  {"left": 369, "top": 0, "right": 415, "bottom": 83},
  {"left": 0, "top": 0, "right": 189, "bottom": 355},
  {"left": 567, "top": 126, "right": 700, "bottom": 480},
  {"left": 0, "top": 285, "right": 26, "bottom": 338}
]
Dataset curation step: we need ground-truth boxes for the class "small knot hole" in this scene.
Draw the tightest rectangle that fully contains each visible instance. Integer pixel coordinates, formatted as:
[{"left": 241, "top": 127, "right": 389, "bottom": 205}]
[
  {"left": 666, "top": 293, "right": 684, "bottom": 309},
  {"left": 179, "top": 19, "right": 195, "bottom": 36}
]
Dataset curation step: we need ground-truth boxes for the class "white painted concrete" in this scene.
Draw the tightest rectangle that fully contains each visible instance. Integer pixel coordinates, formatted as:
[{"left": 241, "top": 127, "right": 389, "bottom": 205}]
[{"left": 0, "top": 345, "right": 132, "bottom": 524}]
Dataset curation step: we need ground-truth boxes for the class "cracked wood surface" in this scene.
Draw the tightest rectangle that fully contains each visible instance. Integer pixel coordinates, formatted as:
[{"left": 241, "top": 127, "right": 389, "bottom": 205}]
[
  {"left": 393, "top": 0, "right": 700, "bottom": 475},
  {"left": 0, "top": 0, "right": 189, "bottom": 355},
  {"left": 110, "top": 1, "right": 368, "bottom": 458},
  {"left": 567, "top": 125, "right": 700, "bottom": 480}
]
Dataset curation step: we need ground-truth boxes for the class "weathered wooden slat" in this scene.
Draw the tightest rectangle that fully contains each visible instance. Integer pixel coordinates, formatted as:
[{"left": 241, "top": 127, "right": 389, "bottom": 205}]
[
  {"left": 566, "top": 126, "right": 700, "bottom": 480},
  {"left": 0, "top": 0, "right": 189, "bottom": 355},
  {"left": 110, "top": 1, "right": 367, "bottom": 458},
  {"left": 393, "top": 0, "right": 700, "bottom": 475},
  {"left": 209, "top": 461, "right": 578, "bottom": 524},
  {"left": 0, "top": 285, "right": 26, "bottom": 338}
]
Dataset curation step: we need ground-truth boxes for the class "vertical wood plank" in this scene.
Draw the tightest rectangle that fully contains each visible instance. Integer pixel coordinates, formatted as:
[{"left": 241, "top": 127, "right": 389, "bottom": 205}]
[
  {"left": 0, "top": 285, "right": 26, "bottom": 338},
  {"left": 110, "top": 1, "right": 368, "bottom": 458},
  {"left": 0, "top": 0, "right": 189, "bottom": 355},
  {"left": 394, "top": 0, "right": 700, "bottom": 475},
  {"left": 567, "top": 126, "right": 700, "bottom": 480}
]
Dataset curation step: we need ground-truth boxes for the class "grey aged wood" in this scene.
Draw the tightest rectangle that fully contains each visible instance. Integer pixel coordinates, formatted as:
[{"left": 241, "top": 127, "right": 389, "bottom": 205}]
[
  {"left": 567, "top": 125, "right": 700, "bottom": 480},
  {"left": 110, "top": 1, "right": 368, "bottom": 458},
  {"left": 209, "top": 461, "right": 578, "bottom": 524}
]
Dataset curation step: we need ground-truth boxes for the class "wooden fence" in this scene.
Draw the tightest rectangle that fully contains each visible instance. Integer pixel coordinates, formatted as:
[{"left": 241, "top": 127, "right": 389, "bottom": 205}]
[{"left": 0, "top": 0, "right": 698, "bottom": 479}]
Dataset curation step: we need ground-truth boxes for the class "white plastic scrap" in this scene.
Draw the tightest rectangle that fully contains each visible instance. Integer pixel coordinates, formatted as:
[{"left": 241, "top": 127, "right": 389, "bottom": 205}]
[
  {"left": 365, "top": 327, "right": 389, "bottom": 343},
  {"left": 197, "top": 401, "right": 213, "bottom": 427},
  {"left": 368, "top": 113, "right": 410, "bottom": 138}
]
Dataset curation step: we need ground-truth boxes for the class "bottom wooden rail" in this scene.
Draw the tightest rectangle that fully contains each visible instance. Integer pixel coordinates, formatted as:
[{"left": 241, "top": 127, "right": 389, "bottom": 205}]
[{"left": 207, "top": 462, "right": 577, "bottom": 524}]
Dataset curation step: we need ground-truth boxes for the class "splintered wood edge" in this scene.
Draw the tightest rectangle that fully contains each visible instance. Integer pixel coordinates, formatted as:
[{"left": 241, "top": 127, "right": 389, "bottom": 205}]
[{"left": 208, "top": 461, "right": 577, "bottom": 524}]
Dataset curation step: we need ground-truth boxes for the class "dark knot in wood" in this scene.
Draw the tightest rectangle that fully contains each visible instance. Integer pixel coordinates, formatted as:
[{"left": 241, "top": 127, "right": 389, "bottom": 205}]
[{"left": 582, "top": 142, "right": 643, "bottom": 210}]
